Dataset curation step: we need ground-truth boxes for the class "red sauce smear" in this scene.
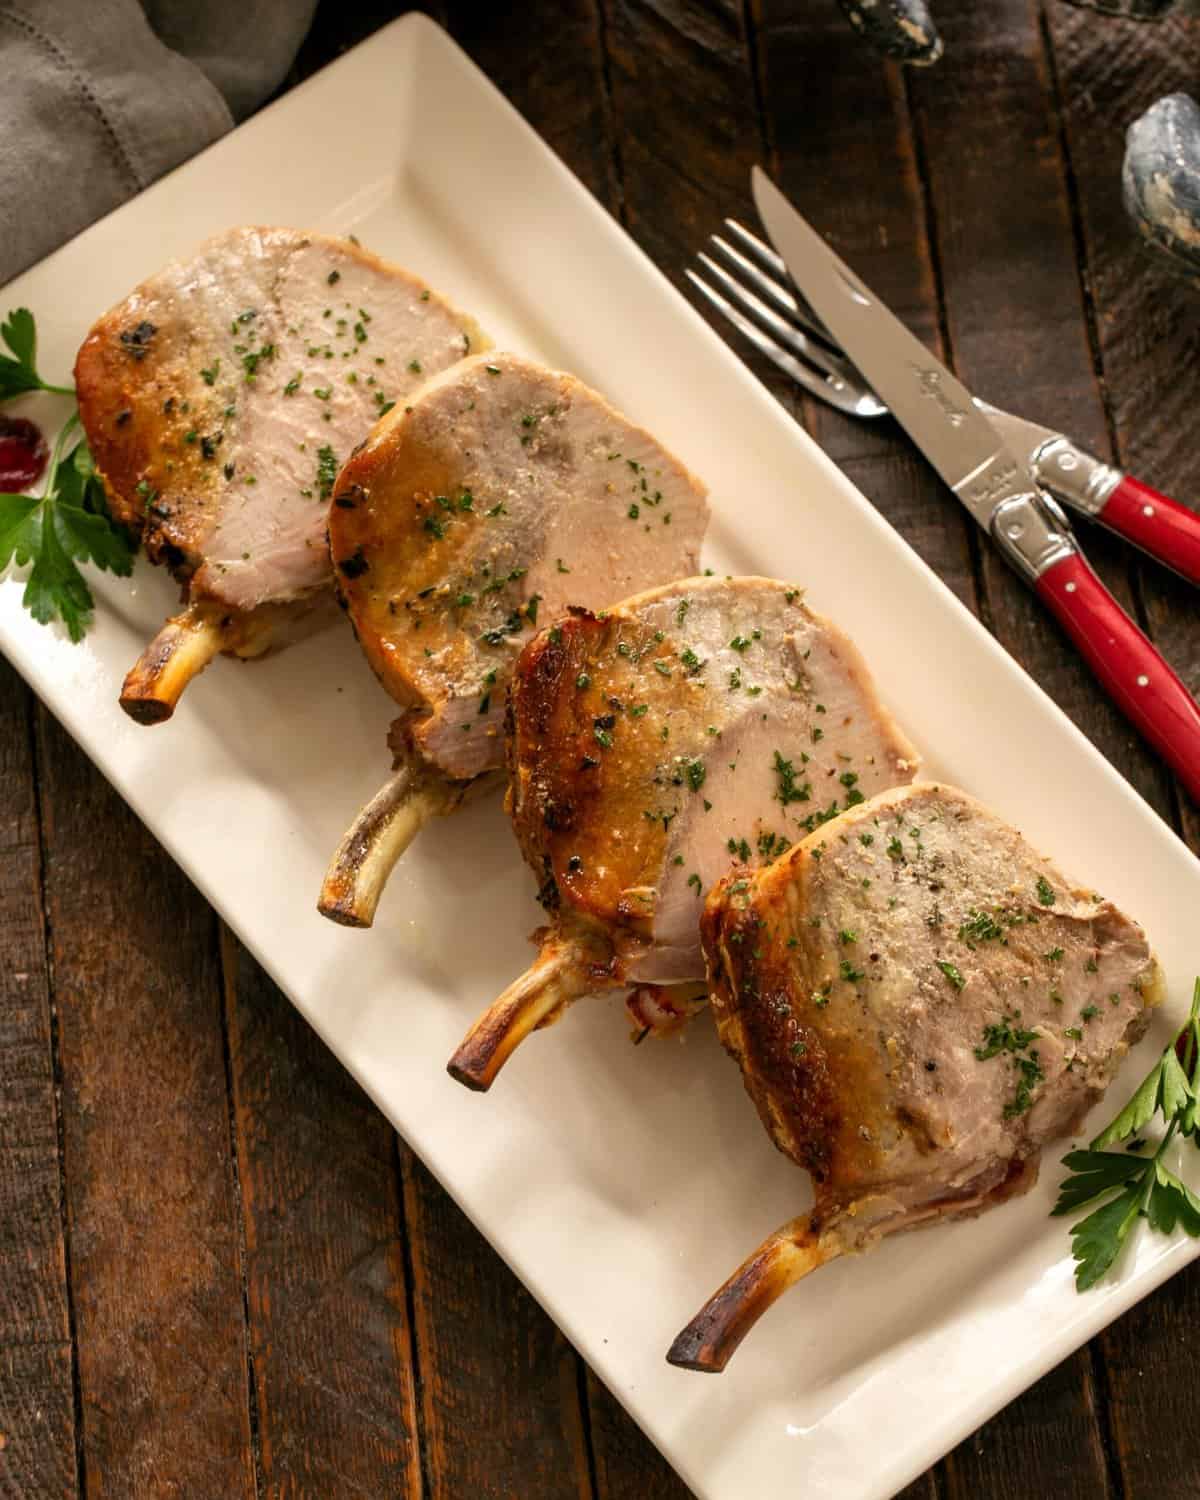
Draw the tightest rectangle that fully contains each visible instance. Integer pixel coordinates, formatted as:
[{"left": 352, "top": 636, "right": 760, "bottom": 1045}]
[{"left": 0, "top": 416, "right": 48, "bottom": 492}]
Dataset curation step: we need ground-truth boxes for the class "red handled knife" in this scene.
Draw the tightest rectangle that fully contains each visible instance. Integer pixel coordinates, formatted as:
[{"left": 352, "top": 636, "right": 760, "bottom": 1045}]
[{"left": 752, "top": 166, "right": 1200, "bottom": 801}]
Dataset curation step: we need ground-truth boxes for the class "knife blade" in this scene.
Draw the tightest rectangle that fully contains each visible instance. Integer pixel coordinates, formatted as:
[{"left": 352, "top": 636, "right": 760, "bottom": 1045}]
[
  {"left": 750, "top": 165, "right": 1200, "bottom": 802},
  {"left": 751, "top": 168, "right": 1059, "bottom": 552}
]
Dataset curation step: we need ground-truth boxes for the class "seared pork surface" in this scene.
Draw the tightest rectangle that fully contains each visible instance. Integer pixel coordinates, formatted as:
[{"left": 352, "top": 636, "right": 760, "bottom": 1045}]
[
  {"left": 669, "top": 781, "right": 1160, "bottom": 1372},
  {"left": 318, "top": 353, "right": 709, "bottom": 927},
  {"left": 447, "top": 575, "right": 919, "bottom": 1089},
  {"left": 76, "top": 227, "right": 483, "bottom": 717},
  {"left": 327, "top": 351, "right": 709, "bottom": 783}
]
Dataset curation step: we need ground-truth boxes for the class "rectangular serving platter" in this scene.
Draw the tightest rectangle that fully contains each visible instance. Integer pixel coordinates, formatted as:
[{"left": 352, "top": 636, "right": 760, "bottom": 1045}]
[{"left": 3, "top": 16, "right": 1199, "bottom": 1499}]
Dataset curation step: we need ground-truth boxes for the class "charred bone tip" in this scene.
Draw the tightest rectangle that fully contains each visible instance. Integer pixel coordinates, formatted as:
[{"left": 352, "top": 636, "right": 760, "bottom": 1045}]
[
  {"left": 667, "top": 1219, "right": 832, "bottom": 1374},
  {"left": 318, "top": 766, "right": 487, "bottom": 927},
  {"left": 119, "top": 604, "right": 228, "bottom": 724},
  {"left": 447, "top": 940, "right": 599, "bottom": 1092}
]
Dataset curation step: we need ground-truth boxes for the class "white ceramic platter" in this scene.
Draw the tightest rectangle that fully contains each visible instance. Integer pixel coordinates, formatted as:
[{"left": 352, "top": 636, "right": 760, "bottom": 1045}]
[{"left": 3, "top": 16, "right": 1198, "bottom": 1499}]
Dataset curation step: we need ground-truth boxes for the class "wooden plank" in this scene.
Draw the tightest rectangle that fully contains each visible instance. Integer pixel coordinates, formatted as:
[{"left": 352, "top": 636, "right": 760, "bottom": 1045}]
[
  {"left": 942, "top": 1354, "right": 1112, "bottom": 1500},
  {"left": 443, "top": 0, "right": 613, "bottom": 205},
  {"left": 401, "top": 1154, "right": 594, "bottom": 1499},
  {"left": 600, "top": 0, "right": 816, "bottom": 425},
  {"left": 1041, "top": 7, "right": 1200, "bottom": 1495},
  {"left": 1042, "top": 3, "right": 1200, "bottom": 838},
  {"left": 585, "top": 1371, "right": 694, "bottom": 1500},
  {"left": 754, "top": 2, "right": 979, "bottom": 607},
  {"left": 221, "top": 930, "right": 422, "bottom": 1499},
  {"left": 0, "top": 661, "right": 77, "bottom": 1500},
  {"left": 33, "top": 709, "right": 254, "bottom": 1499},
  {"left": 603, "top": 0, "right": 761, "bottom": 268},
  {"left": 910, "top": 0, "right": 1171, "bottom": 819}
]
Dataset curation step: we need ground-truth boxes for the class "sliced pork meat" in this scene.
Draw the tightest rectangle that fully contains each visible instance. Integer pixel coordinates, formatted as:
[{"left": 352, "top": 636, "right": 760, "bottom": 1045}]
[
  {"left": 669, "top": 781, "right": 1162, "bottom": 1373},
  {"left": 447, "top": 575, "right": 919, "bottom": 1091},
  {"left": 75, "top": 226, "right": 484, "bottom": 721},
  {"left": 318, "top": 352, "right": 709, "bottom": 927}
]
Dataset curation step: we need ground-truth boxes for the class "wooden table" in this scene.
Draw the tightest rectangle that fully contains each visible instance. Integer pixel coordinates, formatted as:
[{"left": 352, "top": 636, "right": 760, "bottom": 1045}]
[{"left": 3, "top": 2, "right": 1199, "bottom": 1496}]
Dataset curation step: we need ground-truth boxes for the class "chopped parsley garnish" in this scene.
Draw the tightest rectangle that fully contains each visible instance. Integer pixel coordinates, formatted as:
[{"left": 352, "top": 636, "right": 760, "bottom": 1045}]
[
  {"left": 315, "top": 445, "right": 338, "bottom": 501},
  {"left": 1036, "top": 876, "right": 1057, "bottom": 906},
  {"left": 958, "top": 909, "right": 1007, "bottom": 948},
  {"left": 773, "top": 751, "right": 811, "bottom": 806},
  {"left": 974, "top": 1016, "right": 1043, "bottom": 1119},
  {"left": 937, "top": 960, "right": 965, "bottom": 991}
]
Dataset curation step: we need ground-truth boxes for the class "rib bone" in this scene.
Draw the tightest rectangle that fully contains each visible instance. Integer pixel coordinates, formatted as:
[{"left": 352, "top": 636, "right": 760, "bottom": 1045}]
[
  {"left": 447, "top": 935, "right": 606, "bottom": 1092},
  {"left": 119, "top": 604, "right": 229, "bottom": 724},
  {"left": 319, "top": 763, "right": 500, "bottom": 926},
  {"left": 666, "top": 1218, "right": 834, "bottom": 1373}
]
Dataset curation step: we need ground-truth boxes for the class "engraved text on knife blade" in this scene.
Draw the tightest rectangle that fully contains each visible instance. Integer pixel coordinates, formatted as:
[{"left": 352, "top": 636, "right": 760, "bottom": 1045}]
[{"left": 910, "top": 362, "right": 969, "bottom": 427}]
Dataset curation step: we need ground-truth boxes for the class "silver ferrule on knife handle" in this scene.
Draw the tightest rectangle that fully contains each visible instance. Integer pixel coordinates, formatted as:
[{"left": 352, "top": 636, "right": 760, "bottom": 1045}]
[
  {"left": 1031, "top": 435, "right": 1121, "bottom": 517},
  {"left": 988, "top": 492, "right": 1078, "bottom": 582}
]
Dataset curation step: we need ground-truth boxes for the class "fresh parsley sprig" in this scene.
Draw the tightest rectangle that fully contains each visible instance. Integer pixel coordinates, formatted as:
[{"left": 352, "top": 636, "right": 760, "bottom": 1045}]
[
  {"left": 0, "top": 308, "right": 74, "bottom": 400},
  {"left": 1053, "top": 978, "right": 1200, "bottom": 1290},
  {"left": 0, "top": 411, "right": 135, "bottom": 641},
  {"left": 1, "top": 307, "right": 138, "bottom": 641}
]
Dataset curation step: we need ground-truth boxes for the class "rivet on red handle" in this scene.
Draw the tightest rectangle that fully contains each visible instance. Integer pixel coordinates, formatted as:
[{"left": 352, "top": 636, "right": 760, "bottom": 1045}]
[
  {"left": 1036, "top": 551, "right": 1200, "bottom": 804},
  {"left": 1098, "top": 475, "right": 1200, "bottom": 587}
]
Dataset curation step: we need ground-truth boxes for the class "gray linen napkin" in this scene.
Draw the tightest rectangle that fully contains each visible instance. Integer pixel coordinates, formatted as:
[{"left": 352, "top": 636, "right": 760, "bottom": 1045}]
[{"left": 0, "top": 0, "right": 317, "bottom": 284}]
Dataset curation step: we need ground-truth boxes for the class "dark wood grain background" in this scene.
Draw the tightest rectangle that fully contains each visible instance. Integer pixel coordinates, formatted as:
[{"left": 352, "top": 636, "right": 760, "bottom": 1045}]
[{"left": 3, "top": 1, "right": 1199, "bottom": 1496}]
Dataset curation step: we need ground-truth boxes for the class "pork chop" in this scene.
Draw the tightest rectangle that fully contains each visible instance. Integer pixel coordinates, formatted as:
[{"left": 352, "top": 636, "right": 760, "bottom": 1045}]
[
  {"left": 668, "top": 781, "right": 1161, "bottom": 1371},
  {"left": 447, "top": 575, "right": 920, "bottom": 1089},
  {"left": 75, "top": 226, "right": 484, "bottom": 720},
  {"left": 318, "top": 352, "right": 710, "bottom": 926}
]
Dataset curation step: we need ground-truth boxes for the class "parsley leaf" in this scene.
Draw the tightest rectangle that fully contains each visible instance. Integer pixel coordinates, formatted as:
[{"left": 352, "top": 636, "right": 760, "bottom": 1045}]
[
  {"left": 0, "top": 415, "right": 136, "bottom": 641},
  {"left": 1054, "top": 977, "right": 1200, "bottom": 1290},
  {"left": 0, "top": 308, "right": 73, "bottom": 400}
]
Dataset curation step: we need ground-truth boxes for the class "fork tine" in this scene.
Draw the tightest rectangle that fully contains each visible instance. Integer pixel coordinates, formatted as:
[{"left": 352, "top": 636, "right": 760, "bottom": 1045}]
[
  {"left": 708, "top": 235, "right": 830, "bottom": 346},
  {"left": 724, "top": 219, "right": 835, "bottom": 343},
  {"left": 686, "top": 270, "right": 887, "bottom": 419},
  {"left": 696, "top": 252, "right": 869, "bottom": 394},
  {"left": 724, "top": 218, "right": 788, "bottom": 276},
  {"left": 714, "top": 234, "right": 816, "bottom": 343}
]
